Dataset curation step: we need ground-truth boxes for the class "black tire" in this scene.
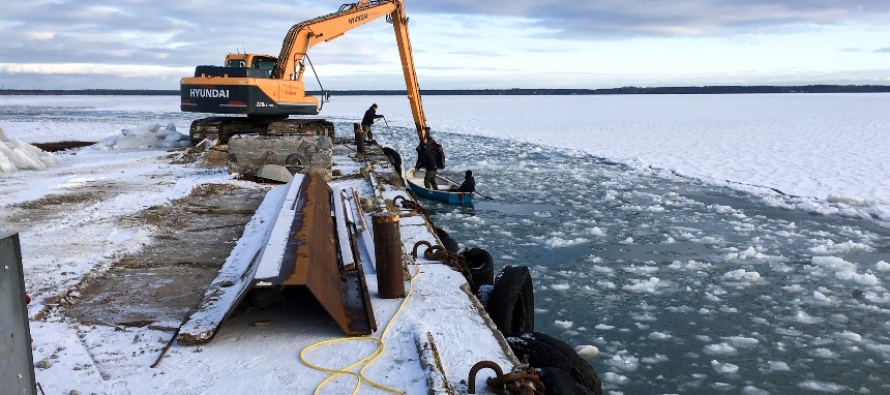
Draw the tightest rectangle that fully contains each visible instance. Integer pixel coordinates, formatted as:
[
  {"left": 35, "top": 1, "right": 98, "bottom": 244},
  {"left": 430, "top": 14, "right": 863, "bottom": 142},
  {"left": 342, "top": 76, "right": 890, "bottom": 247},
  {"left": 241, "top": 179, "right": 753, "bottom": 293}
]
[
  {"left": 462, "top": 247, "right": 494, "bottom": 289},
  {"left": 434, "top": 226, "right": 450, "bottom": 240},
  {"left": 537, "top": 367, "right": 597, "bottom": 395},
  {"left": 381, "top": 147, "right": 402, "bottom": 170},
  {"left": 435, "top": 227, "right": 460, "bottom": 253},
  {"left": 486, "top": 265, "right": 534, "bottom": 337},
  {"left": 507, "top": 332, "right": 602, "bottom": 395}
]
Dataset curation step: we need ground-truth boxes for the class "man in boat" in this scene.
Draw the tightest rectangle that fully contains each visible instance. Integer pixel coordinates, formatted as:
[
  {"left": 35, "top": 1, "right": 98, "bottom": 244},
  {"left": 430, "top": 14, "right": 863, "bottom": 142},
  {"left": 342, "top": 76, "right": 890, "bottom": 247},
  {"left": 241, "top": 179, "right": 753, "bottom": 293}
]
[
  {"left": 361, "top": 103, "right": 384, "bottom": 141},
  {"left": 452, "top": 170, "right": 475, "bottom": 193},
  {"left": 415, "top": 136, "right": 443, "bottom": 190}
]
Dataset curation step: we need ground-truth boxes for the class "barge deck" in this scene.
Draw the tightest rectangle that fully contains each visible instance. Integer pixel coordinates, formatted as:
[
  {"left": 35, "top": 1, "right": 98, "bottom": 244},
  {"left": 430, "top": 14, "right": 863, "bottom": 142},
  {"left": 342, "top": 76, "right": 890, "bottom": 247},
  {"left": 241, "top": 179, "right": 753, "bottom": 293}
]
[{"left": 4, "top": 138, "right": 516, "bottom": 394}]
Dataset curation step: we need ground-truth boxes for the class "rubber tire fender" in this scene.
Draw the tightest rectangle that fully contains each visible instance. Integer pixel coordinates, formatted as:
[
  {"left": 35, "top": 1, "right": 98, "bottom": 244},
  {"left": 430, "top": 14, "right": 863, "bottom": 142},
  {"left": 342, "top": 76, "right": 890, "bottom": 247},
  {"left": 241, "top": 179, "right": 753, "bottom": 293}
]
[
  {"left": 435, "top": 227, "right": 460, "bottom": 253},
  {"left": 506, "top": 332, "right": 602, "bottom": 395},
  {"left": 536, "top": 367, "right": 598, "bottom": 395},
  {"left": 381, "top": 146, "right": 402, "bottom": 170},
  {"left": 486, "top": 265, "right": 534, "bottom": 337},
  {"left": 461, "top": 247, "right": 494, "bottom": 289}
]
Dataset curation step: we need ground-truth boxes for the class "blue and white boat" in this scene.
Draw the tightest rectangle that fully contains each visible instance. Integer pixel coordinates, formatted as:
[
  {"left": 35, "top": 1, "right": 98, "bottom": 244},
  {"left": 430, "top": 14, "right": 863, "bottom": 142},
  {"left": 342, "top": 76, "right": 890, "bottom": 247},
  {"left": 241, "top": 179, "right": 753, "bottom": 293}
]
[{"left": 406, "top": 168, "right": 474, "bottom": 205}]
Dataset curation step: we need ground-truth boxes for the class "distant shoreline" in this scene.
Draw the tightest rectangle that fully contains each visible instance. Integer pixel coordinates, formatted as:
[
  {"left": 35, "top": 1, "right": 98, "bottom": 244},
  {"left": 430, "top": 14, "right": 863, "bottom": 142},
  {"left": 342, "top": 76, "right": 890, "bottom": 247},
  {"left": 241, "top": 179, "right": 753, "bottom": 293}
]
[{"left": 2, "top": 85, "right": 890, "bottom": 96}]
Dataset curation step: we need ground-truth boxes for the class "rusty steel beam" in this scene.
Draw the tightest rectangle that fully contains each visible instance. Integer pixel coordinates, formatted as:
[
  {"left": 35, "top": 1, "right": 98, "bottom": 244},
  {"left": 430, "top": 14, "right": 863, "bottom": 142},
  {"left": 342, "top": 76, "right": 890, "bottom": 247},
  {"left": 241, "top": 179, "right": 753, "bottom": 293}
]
[{"left": 274, "top": 173, "right": 375, "bottom": 335}]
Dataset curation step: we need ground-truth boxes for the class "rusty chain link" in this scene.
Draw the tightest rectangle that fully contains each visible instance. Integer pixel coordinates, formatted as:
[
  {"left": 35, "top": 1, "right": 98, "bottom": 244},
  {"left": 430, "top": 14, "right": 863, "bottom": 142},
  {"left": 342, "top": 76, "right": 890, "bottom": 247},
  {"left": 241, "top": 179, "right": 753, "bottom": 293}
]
[
  {"left": 393, "top": 195, "right": 429, "bottom": 219},
  {"left": 467, "top": 356, "right": 545, "bottom": 395},
  {"left": 412, "top": 241, "right": 477, "bottom": 291}
]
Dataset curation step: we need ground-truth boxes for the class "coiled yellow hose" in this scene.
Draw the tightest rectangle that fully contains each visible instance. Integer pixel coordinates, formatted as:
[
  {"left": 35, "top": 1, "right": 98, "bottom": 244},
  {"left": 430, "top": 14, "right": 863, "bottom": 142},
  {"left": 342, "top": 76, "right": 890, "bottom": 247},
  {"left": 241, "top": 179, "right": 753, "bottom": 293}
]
[{"left": 300, "top": 254, "right": 422, "bottom": 395}]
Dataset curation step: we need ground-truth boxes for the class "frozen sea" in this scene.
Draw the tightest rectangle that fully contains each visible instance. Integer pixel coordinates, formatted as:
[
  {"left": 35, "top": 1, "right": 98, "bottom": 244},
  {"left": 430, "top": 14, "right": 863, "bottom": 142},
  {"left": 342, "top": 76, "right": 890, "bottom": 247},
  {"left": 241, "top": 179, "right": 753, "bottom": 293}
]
[{"left": 3, "top": 93, "right": 890, "bottom": 394}]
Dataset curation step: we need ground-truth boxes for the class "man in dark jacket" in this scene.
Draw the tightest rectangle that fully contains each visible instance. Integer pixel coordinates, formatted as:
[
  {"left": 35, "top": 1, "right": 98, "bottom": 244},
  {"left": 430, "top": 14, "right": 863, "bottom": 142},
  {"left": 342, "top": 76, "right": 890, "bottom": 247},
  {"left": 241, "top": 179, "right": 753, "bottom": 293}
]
[
  {"left": 415, "top": 137, "right": 443, "bottom": 190},
  {"left": 361, "top": 103, "right": 384, "bottom": 141},
  {"left": 457, "top": 170, "right": 475, "bottom": 193}
]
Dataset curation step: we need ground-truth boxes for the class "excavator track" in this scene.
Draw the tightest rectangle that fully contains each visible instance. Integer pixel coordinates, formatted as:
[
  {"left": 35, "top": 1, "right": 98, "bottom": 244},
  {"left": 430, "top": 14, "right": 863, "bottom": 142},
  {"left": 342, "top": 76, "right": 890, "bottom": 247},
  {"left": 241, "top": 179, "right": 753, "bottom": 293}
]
[{"left": 189, "top": 117, "right": 335, "bottom": 145}]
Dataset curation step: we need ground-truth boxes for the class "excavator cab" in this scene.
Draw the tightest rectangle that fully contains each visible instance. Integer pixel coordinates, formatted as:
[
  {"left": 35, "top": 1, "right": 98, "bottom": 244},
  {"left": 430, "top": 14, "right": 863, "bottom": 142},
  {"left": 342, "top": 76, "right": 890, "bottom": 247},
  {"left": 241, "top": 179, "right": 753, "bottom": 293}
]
[{"left": 225, "top": 54, "right": 277, "bottom": 77}]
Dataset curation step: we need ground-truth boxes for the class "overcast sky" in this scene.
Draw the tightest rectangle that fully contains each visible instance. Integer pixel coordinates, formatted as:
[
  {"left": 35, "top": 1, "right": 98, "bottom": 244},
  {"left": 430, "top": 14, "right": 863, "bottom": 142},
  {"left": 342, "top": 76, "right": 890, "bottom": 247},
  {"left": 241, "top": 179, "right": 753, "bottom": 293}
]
[{"left": 1, "top": 0, "right": 889, "bottom": 90}]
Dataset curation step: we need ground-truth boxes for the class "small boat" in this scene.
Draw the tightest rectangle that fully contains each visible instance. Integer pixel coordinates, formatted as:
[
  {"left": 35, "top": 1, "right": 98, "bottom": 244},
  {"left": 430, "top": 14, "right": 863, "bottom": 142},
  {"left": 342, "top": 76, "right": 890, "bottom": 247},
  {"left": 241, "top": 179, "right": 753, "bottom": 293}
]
[{"left": 406, "top": 168, "right": 474, "bottom": 205}]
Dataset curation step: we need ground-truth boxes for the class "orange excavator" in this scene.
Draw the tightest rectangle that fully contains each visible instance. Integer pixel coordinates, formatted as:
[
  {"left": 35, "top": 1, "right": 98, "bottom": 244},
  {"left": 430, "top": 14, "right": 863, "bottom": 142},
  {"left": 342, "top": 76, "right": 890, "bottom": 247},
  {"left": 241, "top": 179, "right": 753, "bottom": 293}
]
[{"left": 180, "top": 0, "right": 429, "bottom": 145}]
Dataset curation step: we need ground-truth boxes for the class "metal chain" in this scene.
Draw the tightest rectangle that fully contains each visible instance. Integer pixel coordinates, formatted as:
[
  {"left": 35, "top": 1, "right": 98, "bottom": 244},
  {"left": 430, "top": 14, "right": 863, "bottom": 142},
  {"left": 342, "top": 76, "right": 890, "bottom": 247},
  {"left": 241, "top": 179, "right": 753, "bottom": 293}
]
[
  {"left": 411, "top": 241, "right": 476, "bottom": 291},
  {"left": 467, "top": 356, "right": 545, "bottom": 395},
  {"left": 394, "top": 195, "right": 429, "bottom": 219}
]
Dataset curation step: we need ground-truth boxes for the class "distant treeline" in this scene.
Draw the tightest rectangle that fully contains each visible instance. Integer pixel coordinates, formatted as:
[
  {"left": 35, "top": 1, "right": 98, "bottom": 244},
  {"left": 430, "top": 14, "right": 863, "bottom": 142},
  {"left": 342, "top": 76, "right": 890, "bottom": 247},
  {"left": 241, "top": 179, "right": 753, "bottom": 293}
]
[{"left": 2, "top": 85, "right": 890, "bottom": 96}]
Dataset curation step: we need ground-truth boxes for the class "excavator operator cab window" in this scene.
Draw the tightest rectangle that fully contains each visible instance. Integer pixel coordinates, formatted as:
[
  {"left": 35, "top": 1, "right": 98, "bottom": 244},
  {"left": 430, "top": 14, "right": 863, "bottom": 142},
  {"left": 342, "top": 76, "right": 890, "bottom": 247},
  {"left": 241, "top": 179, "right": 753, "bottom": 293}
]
[
  {"left": 252, "top": 57, "right": 277, "bottom": 78},
  {"left": 227, "top": 60, "right": 246, "bottom": 68}
]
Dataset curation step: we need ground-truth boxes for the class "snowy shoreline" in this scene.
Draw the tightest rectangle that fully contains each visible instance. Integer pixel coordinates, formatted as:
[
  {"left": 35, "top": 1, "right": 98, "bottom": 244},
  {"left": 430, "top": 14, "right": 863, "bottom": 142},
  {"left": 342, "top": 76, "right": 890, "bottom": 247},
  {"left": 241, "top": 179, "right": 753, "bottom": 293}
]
[{"left": 2, "top": 93, "right": 889, "bottom": 225}]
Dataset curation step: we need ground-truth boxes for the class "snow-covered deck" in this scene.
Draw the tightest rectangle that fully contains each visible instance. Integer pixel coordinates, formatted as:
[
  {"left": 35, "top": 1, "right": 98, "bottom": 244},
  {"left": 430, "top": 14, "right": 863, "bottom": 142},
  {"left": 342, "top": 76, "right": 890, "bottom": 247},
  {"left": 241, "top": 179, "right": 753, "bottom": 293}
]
[{"left": 11, "top": 139, "right": 514, "bottom": 394}]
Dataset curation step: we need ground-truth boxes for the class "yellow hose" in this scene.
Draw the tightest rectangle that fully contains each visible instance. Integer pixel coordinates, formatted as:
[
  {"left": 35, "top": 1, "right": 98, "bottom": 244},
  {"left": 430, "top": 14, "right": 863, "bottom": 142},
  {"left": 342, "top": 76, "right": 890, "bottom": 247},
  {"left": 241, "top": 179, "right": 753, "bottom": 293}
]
[{"left": 299, "top": 254, "right": 422, "bottom": 395}]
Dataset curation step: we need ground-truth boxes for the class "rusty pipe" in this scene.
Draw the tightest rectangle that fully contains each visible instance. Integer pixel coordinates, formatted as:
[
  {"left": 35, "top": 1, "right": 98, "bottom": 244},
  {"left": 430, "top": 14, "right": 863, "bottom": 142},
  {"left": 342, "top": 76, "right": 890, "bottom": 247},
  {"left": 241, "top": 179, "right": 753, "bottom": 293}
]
[
  {"left": 353, "top": 122, "right": 365, "bottom": 153},
  {"left": 374, "top": 211, "right": 405, "bottom": 298}
]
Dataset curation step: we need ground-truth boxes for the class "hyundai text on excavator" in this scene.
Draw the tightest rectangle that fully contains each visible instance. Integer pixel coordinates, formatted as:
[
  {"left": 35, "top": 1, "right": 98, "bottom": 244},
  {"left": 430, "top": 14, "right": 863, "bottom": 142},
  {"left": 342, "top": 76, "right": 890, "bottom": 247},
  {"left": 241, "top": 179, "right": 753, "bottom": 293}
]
[{"left": 180, "top": 0, "right": 429, "bottom": 145}]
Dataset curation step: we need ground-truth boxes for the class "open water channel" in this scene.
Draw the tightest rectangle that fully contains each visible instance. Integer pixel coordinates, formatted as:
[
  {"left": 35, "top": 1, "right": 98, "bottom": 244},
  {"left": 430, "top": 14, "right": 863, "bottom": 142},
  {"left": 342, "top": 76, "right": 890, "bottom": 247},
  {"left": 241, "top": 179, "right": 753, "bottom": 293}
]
[{"left": 377, "top": 126, "right": 890, "bottom": 395}]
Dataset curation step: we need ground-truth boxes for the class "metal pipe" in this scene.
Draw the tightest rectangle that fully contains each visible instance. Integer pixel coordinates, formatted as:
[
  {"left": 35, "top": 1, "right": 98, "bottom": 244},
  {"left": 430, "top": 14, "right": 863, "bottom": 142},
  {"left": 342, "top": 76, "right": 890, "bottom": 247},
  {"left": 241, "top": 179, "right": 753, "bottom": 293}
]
[
  {"left": 373, "top": 210, "right": 405, "bottom": 298},
  {"left": 353, "top": 122, "right": 365, "bottom": 153}
]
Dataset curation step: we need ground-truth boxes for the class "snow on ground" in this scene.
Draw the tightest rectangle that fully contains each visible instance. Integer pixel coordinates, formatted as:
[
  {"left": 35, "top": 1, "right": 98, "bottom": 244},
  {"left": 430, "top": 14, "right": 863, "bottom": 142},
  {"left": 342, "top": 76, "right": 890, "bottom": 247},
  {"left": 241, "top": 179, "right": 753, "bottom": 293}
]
[{"left": 1, "top": 108, "right": 513, "bottom": 394}]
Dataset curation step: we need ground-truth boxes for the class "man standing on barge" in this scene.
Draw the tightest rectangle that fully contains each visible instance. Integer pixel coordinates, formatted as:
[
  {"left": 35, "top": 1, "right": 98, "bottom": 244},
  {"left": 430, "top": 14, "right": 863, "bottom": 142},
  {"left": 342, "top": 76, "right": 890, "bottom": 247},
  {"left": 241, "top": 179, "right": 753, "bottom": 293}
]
[{"left": 361, "top": 103, "right": 384, "bottom": 141}]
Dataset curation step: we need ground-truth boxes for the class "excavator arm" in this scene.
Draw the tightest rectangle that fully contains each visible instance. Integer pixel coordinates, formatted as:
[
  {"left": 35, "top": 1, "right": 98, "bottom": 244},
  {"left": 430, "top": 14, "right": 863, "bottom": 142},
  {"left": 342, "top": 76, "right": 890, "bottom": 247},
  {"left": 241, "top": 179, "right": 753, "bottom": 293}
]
[
  {"left": 273, "top": 0, "right": 428, "bottom": 142},
  {"left": 181, "top": 0, "right": 431, "bottom": 145}
]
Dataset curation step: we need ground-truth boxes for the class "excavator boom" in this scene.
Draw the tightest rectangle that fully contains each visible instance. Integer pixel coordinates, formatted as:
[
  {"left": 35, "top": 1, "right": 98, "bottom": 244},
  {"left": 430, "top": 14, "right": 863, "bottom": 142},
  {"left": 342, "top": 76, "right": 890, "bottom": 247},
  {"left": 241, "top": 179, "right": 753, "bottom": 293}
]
[{"left": 181, "top": 0, "right": 429, "bottom": 144}]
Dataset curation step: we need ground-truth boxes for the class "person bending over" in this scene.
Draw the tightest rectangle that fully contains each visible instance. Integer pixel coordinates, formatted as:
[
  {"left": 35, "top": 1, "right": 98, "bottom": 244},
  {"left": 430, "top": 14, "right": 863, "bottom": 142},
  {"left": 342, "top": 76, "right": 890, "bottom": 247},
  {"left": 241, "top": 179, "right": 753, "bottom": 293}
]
[{"left": 361, "top": 103, "right": 384, "bottom": 141}]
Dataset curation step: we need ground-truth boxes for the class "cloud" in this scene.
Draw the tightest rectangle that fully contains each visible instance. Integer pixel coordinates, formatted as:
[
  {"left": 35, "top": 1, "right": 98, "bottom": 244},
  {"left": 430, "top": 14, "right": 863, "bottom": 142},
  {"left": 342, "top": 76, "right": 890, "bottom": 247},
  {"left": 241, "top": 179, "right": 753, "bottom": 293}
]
[
  {"left": 875, "top": 47, "right": 890, "bottom": 53},
  {"left": 0, "top": 63, "right": 191, "bottom": 78},
  {"left": 409, "top": 0, "right": 890, "bottom": 37},
  {"left": 1, "top": 0, "right": 889, "bottom": 89}
]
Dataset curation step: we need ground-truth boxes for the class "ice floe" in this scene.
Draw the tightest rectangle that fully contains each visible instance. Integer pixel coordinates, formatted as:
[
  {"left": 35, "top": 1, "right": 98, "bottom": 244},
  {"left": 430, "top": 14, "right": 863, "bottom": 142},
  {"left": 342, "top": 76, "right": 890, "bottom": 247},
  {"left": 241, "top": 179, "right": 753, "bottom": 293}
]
[
  {"left": 622, "top": 277, "right": 668, "bottom": 293},
  {"left": 648, "top": 332, "right": 672, "bottom": 340},
  {"left": 710, "top": 360, "right": 740, "bottom": 374},
  {"left": 760, "top": 360, "right": 791, "bottom": 373},
  {"left": 809, "top": 347, "right": 837, "bottom": 358},
  {"left": 703, "top": 343, "right": 737, "bottom": 356},
  {"left": 797, "top": 380, "right": 846, "bottom": 393},
  {"left": 554, "top": 320, "right": 573, "bottom": 329},
  {"left": 742, "top": 385, "right": 770, "bottom": 395},
  {"left": 834, "top": 270, "right": 879, "bottom": 286},
  {"left": 722, "top": 336, "right": 759, "bottom": 348},
  {"left": 602, "top": 372, "right": 630, "bottom": 385},
  {"left": 0, "top": 125, "right": 60, "bottom": 172},
  {"left": 835, "top": 331, "right": 861, "bottom": 342},
  {"left": 92, "top": 122, "right": 190, "bottom": 150},
  {"left": 605, "top": 352, "right": 639, "bottom": 372},
  {"left": 809, "top": 240, "right": 874, "bottom": 255},
  {"left": 810, "top": 256, "right": 857, "bottom": 272},
  {"left": 792, "top": 310, "right": 825, "bottom": 325},
  {"left": 574, "top": 344, "right": 600, "bottom": 358},
  {"left": 723, "top": 269, "right": 763, "bottom": 282}
]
